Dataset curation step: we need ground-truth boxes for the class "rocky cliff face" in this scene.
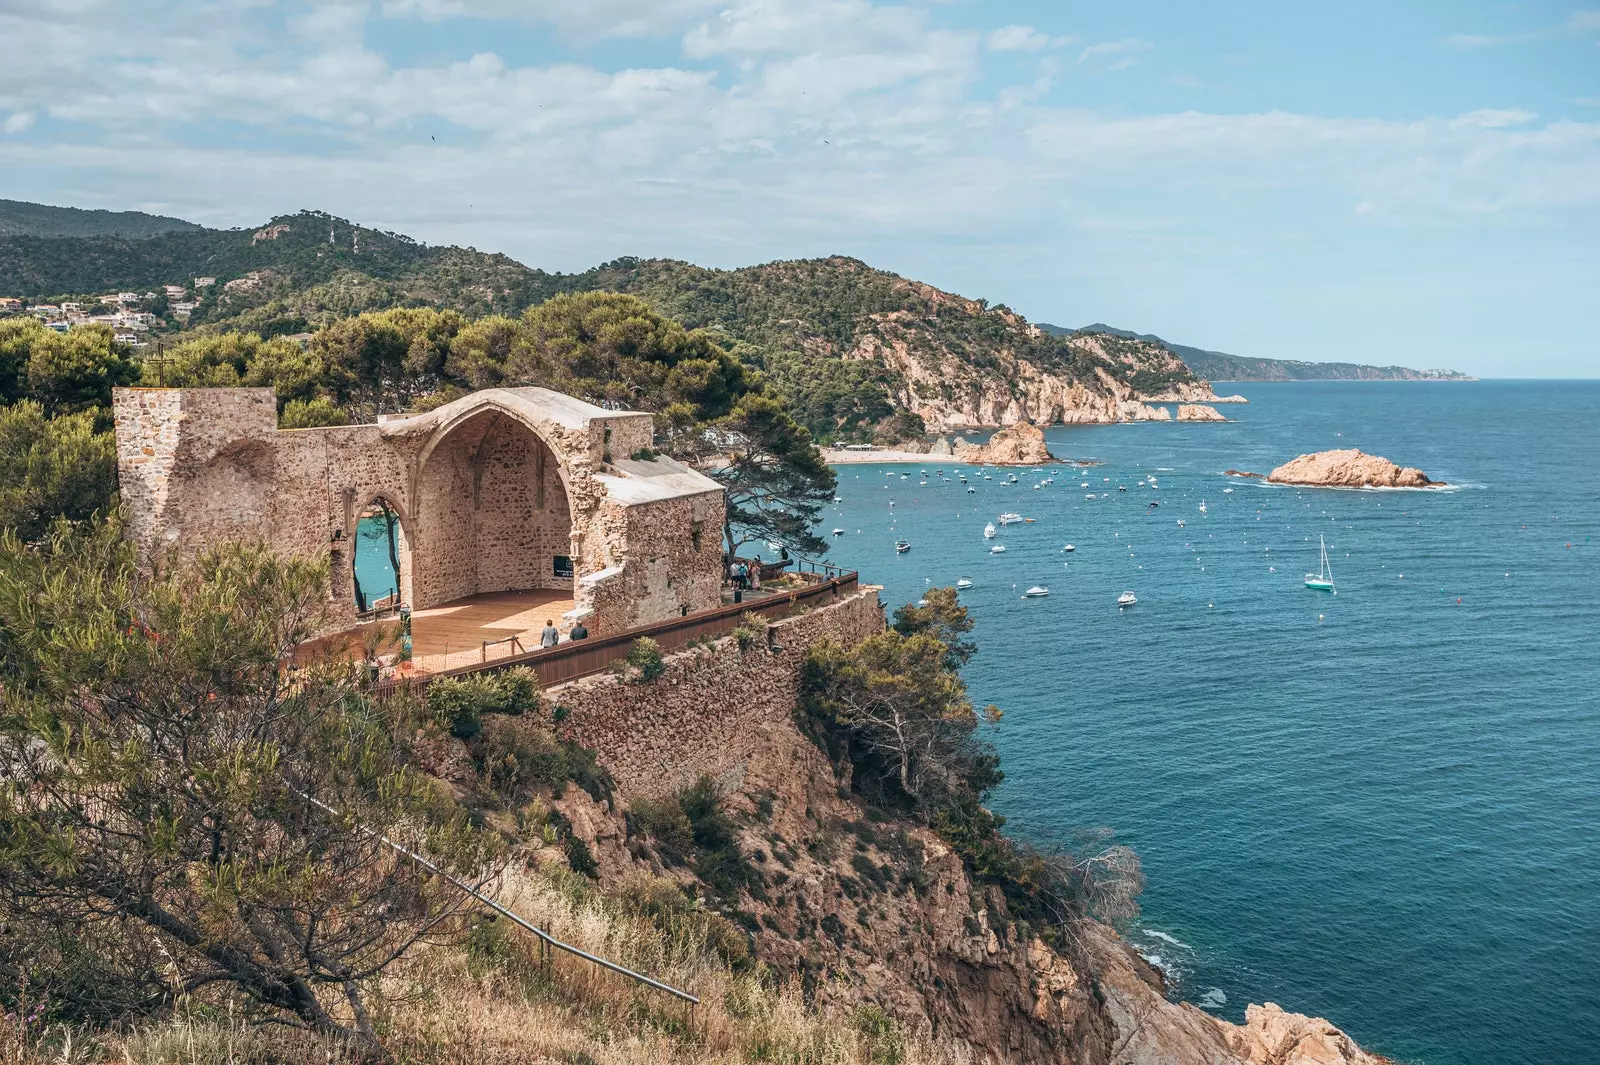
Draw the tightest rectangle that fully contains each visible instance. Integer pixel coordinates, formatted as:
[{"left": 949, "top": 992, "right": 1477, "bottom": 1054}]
[
  {"left": 524, "top": 705, "right": 1386, "bottom": 1065},
  {"left": 1267, "top": 449, "right": 1439, "bottom": 488},
  {"left": 852, "top": 311, "right": 1224, "bottom": 430},
  {"left": 443, "top": 616, "right": 1393, "bottom": 1065}
]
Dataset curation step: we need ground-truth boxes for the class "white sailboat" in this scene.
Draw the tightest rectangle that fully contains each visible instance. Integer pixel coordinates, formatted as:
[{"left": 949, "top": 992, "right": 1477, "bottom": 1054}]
[{"left": 1305, "top": 534, "right": 1337, "bottom": 593}]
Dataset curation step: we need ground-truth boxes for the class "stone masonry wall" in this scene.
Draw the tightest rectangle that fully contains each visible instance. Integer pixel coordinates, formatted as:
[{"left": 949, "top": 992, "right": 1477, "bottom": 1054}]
[
  {"left": 112, "top": 387, "right": 724, "bottom": 639},
  {"left": 547, "top": 587, "right": 885, "bottom": 798}
]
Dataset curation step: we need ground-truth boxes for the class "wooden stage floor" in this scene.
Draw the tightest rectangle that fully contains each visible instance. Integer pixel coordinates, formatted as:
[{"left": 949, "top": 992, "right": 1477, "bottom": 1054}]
[{"left": 408, "top": 589, "right": 576, "bottom": 658}]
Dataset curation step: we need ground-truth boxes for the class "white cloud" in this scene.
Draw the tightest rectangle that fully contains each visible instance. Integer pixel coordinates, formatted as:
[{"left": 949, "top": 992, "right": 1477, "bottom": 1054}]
[
  {"left": 0, "top": 0, "right": 1593, "bottom": 273},
  {"left": 1077, "top": 37, "right": 1152, "bottom": 69},
  {"left": 1566, "top": 10, "right": 1600, "bottom": 33},
  {"left": 1450, "top": 108, "right": 1538, "bottom": 129},
  {"left": 986, "top": 25, "right": 1050, "bottom": 52}
]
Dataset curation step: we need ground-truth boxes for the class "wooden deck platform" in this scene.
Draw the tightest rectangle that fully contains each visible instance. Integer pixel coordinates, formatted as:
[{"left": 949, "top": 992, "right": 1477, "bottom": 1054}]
[
  {"left": 408, "top": 590, "right": 576, "bottom": 658},
  {"left": 300, "top": 589, "right": 577, "bottom": 674}
]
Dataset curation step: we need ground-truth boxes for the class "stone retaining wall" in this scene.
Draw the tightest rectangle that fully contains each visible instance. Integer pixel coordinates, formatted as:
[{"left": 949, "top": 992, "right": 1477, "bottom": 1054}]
[{"left": 547, "top": 586, "right": 884, "bottom": 798}]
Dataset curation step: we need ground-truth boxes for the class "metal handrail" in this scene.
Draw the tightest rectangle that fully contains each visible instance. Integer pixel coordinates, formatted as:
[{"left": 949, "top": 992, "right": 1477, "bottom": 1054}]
[{"left": 289, "top": 784, "right": 700, "bottom": 1007}]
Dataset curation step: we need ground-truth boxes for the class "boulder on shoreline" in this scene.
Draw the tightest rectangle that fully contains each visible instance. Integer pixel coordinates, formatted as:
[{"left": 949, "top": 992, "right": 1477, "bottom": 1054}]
[
  {"left": 951, "top": 421, "right": 1054, "bottom": 465},
  {"left": 1267, "top": 449, "right": 1440, "bottom": 488}
]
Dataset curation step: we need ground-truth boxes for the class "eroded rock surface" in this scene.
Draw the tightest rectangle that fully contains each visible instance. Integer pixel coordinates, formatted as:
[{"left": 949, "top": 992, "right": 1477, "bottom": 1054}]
[
  {"left": 952, "top": 421, "right": 1054, "bottom": 465},
  {"left": 1267, "top": 449, "right": 1439, "bottom": 488},
  {"left": 1176, "top": 404, "right": 1228, "bottom": 422}
]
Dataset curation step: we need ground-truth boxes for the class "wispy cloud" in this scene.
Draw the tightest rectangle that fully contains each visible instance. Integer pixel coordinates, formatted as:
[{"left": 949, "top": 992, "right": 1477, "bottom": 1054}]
[
  {"left": 985, "top": 24, "right": 1074, "bottom": 53},
  {"left": 1077, "top": 37, "right": 1152, "bottom": 70},
  {"left": 1449, "top": 108, "right": 1538, "bottom": 129}
]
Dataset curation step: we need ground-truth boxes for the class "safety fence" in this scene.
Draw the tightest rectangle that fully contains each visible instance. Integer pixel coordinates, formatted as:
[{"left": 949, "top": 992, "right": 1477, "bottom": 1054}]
[{"left": 375, "top": 570, "right": 858, "bottom": 696}]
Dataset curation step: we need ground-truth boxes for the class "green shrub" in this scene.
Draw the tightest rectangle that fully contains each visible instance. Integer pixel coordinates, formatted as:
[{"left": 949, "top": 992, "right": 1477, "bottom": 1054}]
[
  {"left": 629, "top": 795, "right": 695, "bottom": 862},
  {"left": 428, "top": 667, "right": 541, "bottom": 738},
  {"left": 563, "top": 835, "right": 598, "bottom": 878},
  {"left": 628, "top": 776, "right": 754, "bottom": 900},
  {"left": 625, "top": 637, "right": 665, "bottom": 681},
  {"left": 469, "top": 717, "right": 613, "bottom": 804},
  {"left": 730, "top": 611, "right": 766, "bottom": 651}
]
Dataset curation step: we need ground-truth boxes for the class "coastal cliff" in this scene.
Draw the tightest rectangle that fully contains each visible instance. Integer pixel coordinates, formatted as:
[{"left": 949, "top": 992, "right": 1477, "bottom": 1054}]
[
  {"left": 1268, "top": 449, "right": 1439, "bottom": 488},
  {"left": 864, "top": 324, "right": 1226, "bottom": 431},
  {"left": 443, "top": 596, "right": 1393, "bottom": 1065}
]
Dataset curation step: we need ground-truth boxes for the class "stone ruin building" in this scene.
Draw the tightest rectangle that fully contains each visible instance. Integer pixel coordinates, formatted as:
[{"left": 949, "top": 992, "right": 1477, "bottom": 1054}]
[{"left": 112, "top": 386, "right": 727, "bottom": 641}]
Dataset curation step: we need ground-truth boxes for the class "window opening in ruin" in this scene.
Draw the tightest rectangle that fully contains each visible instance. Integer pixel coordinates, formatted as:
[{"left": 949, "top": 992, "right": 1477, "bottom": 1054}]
[{"left": 353, "top": 500, "right": 404, "bottom": 613}]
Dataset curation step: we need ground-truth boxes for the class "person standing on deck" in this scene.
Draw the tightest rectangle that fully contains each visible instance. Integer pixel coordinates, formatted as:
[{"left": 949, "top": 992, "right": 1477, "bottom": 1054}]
[{"left": 540, "top": 619, "right": 560, "bottom": 647}]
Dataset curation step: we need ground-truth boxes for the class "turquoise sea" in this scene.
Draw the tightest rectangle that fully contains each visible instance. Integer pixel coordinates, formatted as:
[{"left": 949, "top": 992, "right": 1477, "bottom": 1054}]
[{"left": 816, "top": 381, "right": 1599, "bottom": 1065}]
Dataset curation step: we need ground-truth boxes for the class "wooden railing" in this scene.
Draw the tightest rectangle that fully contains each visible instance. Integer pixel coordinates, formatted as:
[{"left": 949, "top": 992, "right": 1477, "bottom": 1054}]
[{"left": 375, "top": 571, "right": 858, "bottom": 696}]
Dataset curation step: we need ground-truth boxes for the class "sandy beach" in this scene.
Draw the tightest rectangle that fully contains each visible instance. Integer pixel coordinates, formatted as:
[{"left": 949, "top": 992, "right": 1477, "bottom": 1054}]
[{"left": 824, "top": 448, "right": 939, "bottom": 465}]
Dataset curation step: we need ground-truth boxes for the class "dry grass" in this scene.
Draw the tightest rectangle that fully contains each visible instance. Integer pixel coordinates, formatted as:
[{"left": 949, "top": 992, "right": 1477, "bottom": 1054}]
[{"left": 5, "top": 865, "right": 971, "bottom": 1065}]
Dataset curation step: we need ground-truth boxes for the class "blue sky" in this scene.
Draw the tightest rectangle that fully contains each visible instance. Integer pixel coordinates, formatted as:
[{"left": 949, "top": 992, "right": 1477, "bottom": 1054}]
[{"left": 1, "top": 1, "right": 1597, "bottom": 376}]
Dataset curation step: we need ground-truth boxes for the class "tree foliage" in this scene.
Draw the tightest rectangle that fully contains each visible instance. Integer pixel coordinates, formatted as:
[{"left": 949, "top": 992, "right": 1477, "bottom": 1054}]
[
  {"left": 0, "top": 401, "right": 117, "bottom": 541},
  {"left": 802, "top": 590, "right": 1141, "bottom": 935},
  {"left": 0, "top": 520, "right": 495, "bottom": 1047},
  {"left": 711, "top": 393, "right": 837, "bottom": 559}
]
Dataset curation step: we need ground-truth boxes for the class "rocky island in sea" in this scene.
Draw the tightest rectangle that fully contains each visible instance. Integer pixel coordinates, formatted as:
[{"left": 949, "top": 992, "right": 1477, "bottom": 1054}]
[{"left": 1266, "top": 449, "right": 1442, "bottom": 488}]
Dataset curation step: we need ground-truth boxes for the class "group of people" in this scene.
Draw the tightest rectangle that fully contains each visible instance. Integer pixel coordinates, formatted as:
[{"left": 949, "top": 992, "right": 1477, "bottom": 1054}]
[
  {"left": 728, "top": 556, "right": 764, "bottom": 592},
  {"left": 539, "top": 617, "right": 587, "bottom": 647}
]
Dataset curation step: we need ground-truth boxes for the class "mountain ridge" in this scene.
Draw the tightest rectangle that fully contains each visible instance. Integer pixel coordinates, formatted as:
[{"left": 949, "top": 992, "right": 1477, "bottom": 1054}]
[
  {"left": 1042, "top": 321, "right": 1472, "bottom": 382},
  {"left": 0, "top": 201, "right": 1219, "bottom": 437},
  {"left": 0, "top": 198, "right": 201, "bottom": 239}
]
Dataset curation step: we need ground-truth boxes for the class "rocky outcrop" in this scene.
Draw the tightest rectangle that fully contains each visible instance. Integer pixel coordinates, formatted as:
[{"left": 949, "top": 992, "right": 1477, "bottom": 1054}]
[
  {"left": 1224, "top": 469, "right": 1263, "bottom": 479},
  {"left": 1211, "top": 394, "right": 1249, "bottom": 404},
  {"left": 927, "top": 436, "right": 954, "bottom": 457},
  {"left": 1088, "top": 925, "right": 1392, "bottom": 1064},
  {"left": 1176, "top": 404, "right": 1227, "bottom": 422},
  {"left": 952, "top": 421, "right": 1053, "bottom": 465},
  {"left": 1267, "top": 449, "right": 1440, "bottom": 488},
  {"left": 858, "top": 326, "right": 1227, "bottom": 430},
  {"left": 1219, "top": 1003, "right": 1394, "bottom": 1065}
]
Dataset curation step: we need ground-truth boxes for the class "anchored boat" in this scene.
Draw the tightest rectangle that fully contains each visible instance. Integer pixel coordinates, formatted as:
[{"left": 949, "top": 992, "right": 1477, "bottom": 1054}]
[
  {"left": 1117, "top": 591, "right": 1138, "bottom": 607},
  {"left": 1022, "top": 586, "right": 1050, "bottom": 598},
  {"left": 1305, "top": 534, "right": 1337, "bottom": 593}
]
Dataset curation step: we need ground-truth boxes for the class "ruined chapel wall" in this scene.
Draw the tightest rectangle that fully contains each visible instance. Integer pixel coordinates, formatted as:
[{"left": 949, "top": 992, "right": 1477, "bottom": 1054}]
[
  {"left": 615, "top": 490, "right": 726, "bottom": 626},
  {"left": 546, "top": 587, "right": 885, "bottom": 797},
  {"left": 474, "top": 424, "right": 573, "bottom": 595}
]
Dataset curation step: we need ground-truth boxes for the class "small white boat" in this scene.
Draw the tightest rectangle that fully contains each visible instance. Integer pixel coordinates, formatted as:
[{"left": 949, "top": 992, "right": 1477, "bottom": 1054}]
[
  {"left": 895, "top": 540, "right": 911, "bottom": 554},
  {"left": 998, "top": 513, "right": 1024, "bottom": 525},
  {"left": 1081, "top": 482, "right": 1090, "bottom": 488},
  {"left": 1062, "top": 543, "right": 1076, "bottom": 552},
  {"left": 1022, "top": 586, "right": 1050, "bottom": 598},
  {"left": 1177, "top": 519, "right": 1186, "bottom": 528},
  {"left": 1199, "top": 500, "right": 1207, "bottom": 513},
  {"left": 990, "top": 544, "right": 1006, "bottom": 554},
  {"left": 967, "top": 486, "right": 976, "bottom": 493},
  {"left": 1085, "top": 493, "right": 1096, "bottom": 501},
  {"left": 1117, "top": 592, "right": 1138, "bottom": 607},
  {"left": 832, "top": 528, "right": 845, "bottom": 536},
  {"left": 1118, "top": 485, "right": 1127, "bottom": 492},
  {"left": 1305, "top": 534, "right": 1337, "bottom": 593},
  {"left": 956, "top": 577, "right": 973, "bottom": 589},
  {"left": 984, "top": 522, "right": 997, "bottom": 538},
  {"left": 1222, "top": 487, "right": 1234, "bottom": 494}
]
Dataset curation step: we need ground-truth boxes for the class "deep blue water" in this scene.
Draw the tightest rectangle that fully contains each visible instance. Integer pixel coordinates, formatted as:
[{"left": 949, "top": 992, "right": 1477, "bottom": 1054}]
[{"left": 817, "top": 382, "right": 1600, "bottom": 1065}]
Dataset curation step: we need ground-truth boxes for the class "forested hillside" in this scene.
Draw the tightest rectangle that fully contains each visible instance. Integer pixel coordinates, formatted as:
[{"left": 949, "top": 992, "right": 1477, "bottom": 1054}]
[
  {"left": 0, "top": 198, "right": 201, "bottom": 239},
  {"left": 0, "top": 205, "right": 1217, "bottom": 439},
  {"left": 1041, "top": 322, "right": 1472, "bottom": 382}
]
